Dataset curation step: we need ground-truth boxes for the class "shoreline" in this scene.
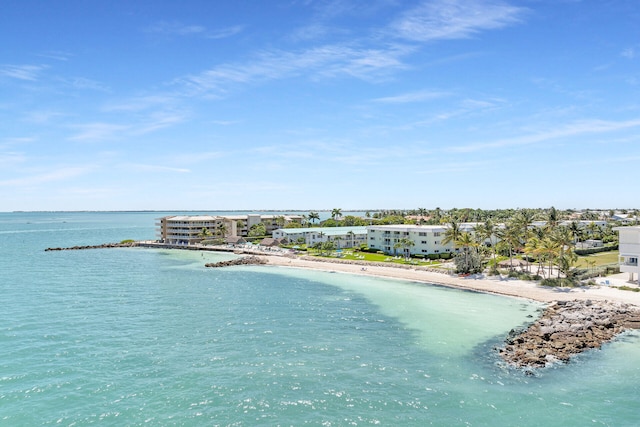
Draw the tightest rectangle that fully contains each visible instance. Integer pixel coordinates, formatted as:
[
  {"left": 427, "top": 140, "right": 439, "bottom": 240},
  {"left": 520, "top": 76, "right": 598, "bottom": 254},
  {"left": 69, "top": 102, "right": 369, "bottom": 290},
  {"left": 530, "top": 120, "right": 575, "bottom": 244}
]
[{"left": 258, "top": 254, "right": 640, "bottom": 307}]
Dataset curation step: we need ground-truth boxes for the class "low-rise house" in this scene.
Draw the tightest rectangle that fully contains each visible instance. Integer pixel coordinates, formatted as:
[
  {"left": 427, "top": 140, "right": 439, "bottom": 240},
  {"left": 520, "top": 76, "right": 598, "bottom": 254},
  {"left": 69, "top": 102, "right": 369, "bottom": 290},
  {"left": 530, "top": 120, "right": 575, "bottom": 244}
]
[
  {"left": 259, "top": 237, "right": 287, "bottom": 247},
  {"left": 614, "top": 226, "right": 640, "bottom": 284},
  {"left": 225, "top": 236, "right": 247, "bottom": 245}
]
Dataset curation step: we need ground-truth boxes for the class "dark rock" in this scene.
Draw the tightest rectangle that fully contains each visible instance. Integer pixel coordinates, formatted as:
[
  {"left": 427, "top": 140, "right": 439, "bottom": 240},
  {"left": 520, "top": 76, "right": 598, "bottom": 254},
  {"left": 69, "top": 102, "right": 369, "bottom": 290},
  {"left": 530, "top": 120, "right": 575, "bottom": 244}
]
[
  {"left": 205, "top": 256, "right": 267, "bottom": 268},
  {"left": 499, "top": 300, "right": 640, "bottom": 369}
]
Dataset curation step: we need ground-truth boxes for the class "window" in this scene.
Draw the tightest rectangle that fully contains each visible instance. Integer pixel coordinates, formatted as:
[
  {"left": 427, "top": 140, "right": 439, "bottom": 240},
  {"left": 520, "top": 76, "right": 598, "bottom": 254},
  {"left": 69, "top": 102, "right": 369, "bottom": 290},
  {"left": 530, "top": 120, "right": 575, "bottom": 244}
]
[
  {"left": 434, "top": 250, "right": 440, "bottom": 253},
  {"left": 434, "top": 232, "right": 441, "bottom": 237},
  {"left": 419, "top": 232, "right": 426, "bottom": 236},
  {"left": 434, "top": 241, "right": 439, "bottom": 245},
  {"left": 421, "top": 241, "right": 427, "bottom": 244}
]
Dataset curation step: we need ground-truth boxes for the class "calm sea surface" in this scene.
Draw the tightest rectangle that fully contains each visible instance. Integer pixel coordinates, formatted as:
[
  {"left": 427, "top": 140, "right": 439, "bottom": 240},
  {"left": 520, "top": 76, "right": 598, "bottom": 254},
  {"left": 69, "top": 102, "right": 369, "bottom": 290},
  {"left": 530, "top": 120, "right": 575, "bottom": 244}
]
[{"left": 1, "top": 212, "right": 639, "bottom": 426}]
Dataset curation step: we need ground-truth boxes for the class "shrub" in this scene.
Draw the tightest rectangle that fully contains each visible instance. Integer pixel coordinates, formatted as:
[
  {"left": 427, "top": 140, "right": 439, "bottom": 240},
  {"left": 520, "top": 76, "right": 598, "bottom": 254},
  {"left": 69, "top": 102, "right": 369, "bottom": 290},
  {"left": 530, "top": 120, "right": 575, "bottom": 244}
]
[{"left": 120, "top": 239, "right": 135, "bottom": 244}]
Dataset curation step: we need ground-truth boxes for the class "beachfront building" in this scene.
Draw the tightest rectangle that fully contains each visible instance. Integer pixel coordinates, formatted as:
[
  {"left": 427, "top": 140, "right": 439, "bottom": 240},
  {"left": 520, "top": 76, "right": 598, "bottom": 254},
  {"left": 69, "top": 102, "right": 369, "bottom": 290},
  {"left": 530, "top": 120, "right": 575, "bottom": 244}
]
[
  {"left": 156, "top": 215, "right": 234, "bottom": 245},
  {"left": 156, "top": 213, "right": 304, "bottom": 244},
  {"left": 366, "top": 223, "right": 481, "bottom": 256},
  {"left": 614, "top": 226, "right": 640, "bottom": 284},
  {"left": 272, "top": 226, "right": 368, "bottom": 248}
]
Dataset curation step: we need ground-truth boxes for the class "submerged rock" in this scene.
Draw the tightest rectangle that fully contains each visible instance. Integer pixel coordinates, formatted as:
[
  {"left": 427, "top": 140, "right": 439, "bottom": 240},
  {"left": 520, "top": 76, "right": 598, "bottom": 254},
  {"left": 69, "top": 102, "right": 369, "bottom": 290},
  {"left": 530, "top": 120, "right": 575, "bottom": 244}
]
[{"left": 499, "top": 300, "right": 640, "bottom": 368}]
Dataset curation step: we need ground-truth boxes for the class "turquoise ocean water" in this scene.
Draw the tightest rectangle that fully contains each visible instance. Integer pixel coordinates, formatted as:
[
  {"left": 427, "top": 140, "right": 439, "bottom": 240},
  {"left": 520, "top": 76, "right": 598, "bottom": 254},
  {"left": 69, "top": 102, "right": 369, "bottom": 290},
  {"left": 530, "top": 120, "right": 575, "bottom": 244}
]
[{"left": 1, "top": 212, "right": 639, "bottom": 426}]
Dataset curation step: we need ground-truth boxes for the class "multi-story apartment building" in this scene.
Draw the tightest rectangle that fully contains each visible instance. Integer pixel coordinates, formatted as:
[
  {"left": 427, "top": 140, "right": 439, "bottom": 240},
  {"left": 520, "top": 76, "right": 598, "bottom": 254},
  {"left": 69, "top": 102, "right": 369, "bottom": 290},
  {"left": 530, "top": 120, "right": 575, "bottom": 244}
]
[
  {"left": 366, "top": 223, "right": 481, "bottom": 256},
  {"left": 615, "top": 226, "right": 640, "bottom": 284},
  {"left": 156, "top": 213, "right": 304, "bottom": 244}
]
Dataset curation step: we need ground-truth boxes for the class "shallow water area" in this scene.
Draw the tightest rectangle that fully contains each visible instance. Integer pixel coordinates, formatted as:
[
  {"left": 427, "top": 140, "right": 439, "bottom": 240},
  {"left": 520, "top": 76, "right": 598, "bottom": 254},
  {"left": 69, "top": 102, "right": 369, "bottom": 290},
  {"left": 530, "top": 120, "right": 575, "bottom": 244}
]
[{"left": 1, "top": 212, "right": 639, "bottom": 426}]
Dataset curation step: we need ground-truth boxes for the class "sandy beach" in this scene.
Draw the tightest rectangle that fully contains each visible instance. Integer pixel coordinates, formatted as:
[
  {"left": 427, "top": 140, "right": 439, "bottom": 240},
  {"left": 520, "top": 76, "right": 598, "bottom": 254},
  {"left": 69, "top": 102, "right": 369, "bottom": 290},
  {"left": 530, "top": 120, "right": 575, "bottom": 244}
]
[{"left": 261, "top": 254, "right": 640, "bottom": 307}]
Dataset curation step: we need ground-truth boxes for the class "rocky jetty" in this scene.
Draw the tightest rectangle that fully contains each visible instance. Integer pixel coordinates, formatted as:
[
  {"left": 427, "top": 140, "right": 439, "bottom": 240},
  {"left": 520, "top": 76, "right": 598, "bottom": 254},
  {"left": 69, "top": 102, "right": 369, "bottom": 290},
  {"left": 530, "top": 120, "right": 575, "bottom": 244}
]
[
  {"left": 205, "top": 256, "right": 267, "bottom": 268},
  {"left": 45, "top": 242, "right": 137, "bottom": 251},
  {"left": 499, "top": 300, "right": 640, "bottom": 368}
]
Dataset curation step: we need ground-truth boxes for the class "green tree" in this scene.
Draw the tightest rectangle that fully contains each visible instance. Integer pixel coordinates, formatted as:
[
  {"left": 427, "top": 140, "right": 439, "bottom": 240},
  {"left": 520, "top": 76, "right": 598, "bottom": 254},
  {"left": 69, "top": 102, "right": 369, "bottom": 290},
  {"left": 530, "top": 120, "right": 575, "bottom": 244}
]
[
  {"left": 197, "top": 227, "right": 212, "bottom": 241},
  {"left": 308, "top": 211, "right": 320, "bottom": 225},
  {"left": 394, "top": 238, "right": 415, "bottom": 260},
  {"left": 441, "top": 219, "right": 461, "bottom": 248},
  {"left": 331, "top": 208, "right": 342, "bottom": 220},
  {"left": 248, "top": 222, "right": 266, "bottom": 238},
  {"left": 216, "top": 223, "right": 228, "bottom": 239}
]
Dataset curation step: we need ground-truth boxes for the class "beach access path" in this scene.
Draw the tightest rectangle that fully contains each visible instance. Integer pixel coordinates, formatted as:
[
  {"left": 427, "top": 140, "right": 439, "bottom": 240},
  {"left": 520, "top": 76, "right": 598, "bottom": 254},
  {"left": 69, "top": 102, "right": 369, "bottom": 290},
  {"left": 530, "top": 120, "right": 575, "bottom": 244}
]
[{"left": 260, "top": 255, "right": 640, "bottom": 307}]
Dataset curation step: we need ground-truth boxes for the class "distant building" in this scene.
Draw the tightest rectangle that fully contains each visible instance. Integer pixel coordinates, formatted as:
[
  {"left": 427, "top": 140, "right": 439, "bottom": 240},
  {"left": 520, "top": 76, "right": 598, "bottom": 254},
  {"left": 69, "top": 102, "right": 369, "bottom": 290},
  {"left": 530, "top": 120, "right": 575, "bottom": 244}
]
[
  {"left": 615, "top": 226, "right": 640, "bottom": 284},
  {"left": 156, "top": 213, "right": 303, "bottom": 244}
]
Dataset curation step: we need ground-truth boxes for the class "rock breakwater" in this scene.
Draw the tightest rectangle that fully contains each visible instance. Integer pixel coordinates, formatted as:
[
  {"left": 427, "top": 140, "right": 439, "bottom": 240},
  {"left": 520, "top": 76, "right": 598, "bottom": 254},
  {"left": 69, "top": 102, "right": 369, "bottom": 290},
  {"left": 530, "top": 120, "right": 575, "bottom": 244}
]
[
  {"left": 499, "top": 300, "right": 640, "bottom": 368},
  {"left": 205, "top": 256, "right": 267, "bottom": 268},
  {"left": 45, "top": 242, "right": 137, "bottom": 251}
]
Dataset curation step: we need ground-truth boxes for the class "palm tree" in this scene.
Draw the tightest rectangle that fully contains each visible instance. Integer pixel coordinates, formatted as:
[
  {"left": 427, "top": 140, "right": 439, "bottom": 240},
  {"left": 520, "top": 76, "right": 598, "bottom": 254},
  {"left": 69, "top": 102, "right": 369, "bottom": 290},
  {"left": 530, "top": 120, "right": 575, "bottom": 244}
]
[
  {"left": 331, "top": 208, "right": 342, "bottom": 220},
  {"left": 197, "top": 227, "right": 212, "bottom": 241},
  {"left": 393, "top": 238, "right": 415, "bottom": 260},
  {"left": 497, "top": 221, "right": 523, "bottom": 270},
  {"left": 524, "top": 237, "right": 544, "bottom": 277},
  {"left": 216, "top": 223, "right": 228, "bottom": 239},
  {"left": 539, "top": 237, "right": 561, "bottom": 279},
  {"left": 441, "top": 219, "right": 461, "bottom": 249},
  {"left": 308, "top": 211, "right": 320, "bottom": 225},
  {"left": 551, "top": 227, "right": 574, "bottom": 278},
  {"left": 334, "top": 236, "right": 342, "bottom": 249},
  {"left": 455, "top": 232, "right": 476, "bottom": 269},
  {"left": 568, "top": 221, "right": 581, "bottom": 244},
  {"left": 475, "top": 219, "right": 497, "bottom": 265}
]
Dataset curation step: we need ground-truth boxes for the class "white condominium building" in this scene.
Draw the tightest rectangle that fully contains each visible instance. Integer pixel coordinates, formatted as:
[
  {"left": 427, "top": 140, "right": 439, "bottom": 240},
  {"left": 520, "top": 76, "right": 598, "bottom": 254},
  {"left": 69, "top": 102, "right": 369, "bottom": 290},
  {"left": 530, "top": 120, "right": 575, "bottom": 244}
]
[
  {"left": 615, "top": 226, "right": 640, "bottom": 284},
  {"left": 366, "top": 223, "right": 480, "bottom": 256},
  {"left": 157, "top": 213, "right": 303, "bottom": 244}
]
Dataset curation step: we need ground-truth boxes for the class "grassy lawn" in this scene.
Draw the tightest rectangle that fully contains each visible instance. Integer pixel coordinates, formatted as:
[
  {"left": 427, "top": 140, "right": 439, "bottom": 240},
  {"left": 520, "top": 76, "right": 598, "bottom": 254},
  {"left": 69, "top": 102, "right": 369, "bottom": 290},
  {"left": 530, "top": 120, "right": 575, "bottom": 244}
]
[
  {"left": 576, "top": 250, "right": 619, "bottom": 267},
  {"left": 306, "top": 249, "right": 443, "bottom": 266}
]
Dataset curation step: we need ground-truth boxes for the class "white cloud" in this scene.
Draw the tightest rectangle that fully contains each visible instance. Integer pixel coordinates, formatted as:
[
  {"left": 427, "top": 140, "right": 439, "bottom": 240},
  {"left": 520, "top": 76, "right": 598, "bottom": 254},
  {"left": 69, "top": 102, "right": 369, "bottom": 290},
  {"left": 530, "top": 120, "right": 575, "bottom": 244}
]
[
  {"left": 0, "top": 64, "right": 48, "bottom": 81},
  {"left": 621, "top": 47, "right": 636, "bottom": 59},
  {"left": 177, "top": 43, "right": 412, "bottom": 95},
  {"left": 68, "top": 123, "right": 130, "bottom": 142},
  {"left": 448, "top": 118, "right": 640, "bottom": 152},
  {"left": 146, "top": 21, "right": 207, "bottom": 36},
  {"left": 390, "top": 0, "right": 526, "bottom": 42},
  {"left": 373, "top": 90, "right": 450, "bottom": 103},
  {"left": 146, "top": 21, "right": 243, "bottom": 39},
  {"left": 121, "top": 163, "right": 190, "bottom": 173},
  {"left": 0, "top": 167, "right": 91, "bottom": 187}
]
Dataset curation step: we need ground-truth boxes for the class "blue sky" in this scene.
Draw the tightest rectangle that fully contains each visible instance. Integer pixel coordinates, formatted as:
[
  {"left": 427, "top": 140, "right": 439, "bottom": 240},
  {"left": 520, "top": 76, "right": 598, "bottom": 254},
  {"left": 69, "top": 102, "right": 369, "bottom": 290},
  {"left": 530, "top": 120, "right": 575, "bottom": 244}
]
[{"left": 1, "top": 0, "right": 639, "bottom": 211}]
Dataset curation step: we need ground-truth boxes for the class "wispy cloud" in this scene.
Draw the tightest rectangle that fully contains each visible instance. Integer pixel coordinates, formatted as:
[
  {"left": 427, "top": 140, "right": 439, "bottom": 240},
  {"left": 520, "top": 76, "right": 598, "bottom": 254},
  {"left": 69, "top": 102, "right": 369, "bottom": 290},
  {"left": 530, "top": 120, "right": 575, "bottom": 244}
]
[
  {"left": 37, "top": 50, "right": 73, "bottom": 61},
  {"left": 146, "top": 21, "right": 243, "bottom": 39},
  {"left": 177, "top": 43, "right": 412, "bottom": 95},
  {"left": 0, "top": 167, "right": 91, "bottom": 187},
  {"left": 390, "top": 0, "right": 526, "bottom": 42},
  {"left": 448, "top": 118, "right": 640, "bottom": 152},
  {"left": 0, "top": 64, "right": 48, "bottom": 81},
  {"left": 64, "top": 77, "right": 110, "bottom": 92},
  {"left": 621, "top": 47, "right": 636, "bottom": 59},
  {"left": 0, "top": 152, "right": 27, "bottom": 166},
  {"left": 132, "top": 111, "right": 187, "bottom": 135},
  {"left": 121, "top": 163, "right": 190, "bottom": 173},
  {"left": 146, "top": 21, "right": 207, "bottom": 36},
  {"left": 207, "top": 25, "right": 244, "bottom": 39},
  {"left": 373, "top": 90, "right": 450, "bottom": 103},
  {"left": 68, "top": 123, "right": 130, "bottom": 142}
]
